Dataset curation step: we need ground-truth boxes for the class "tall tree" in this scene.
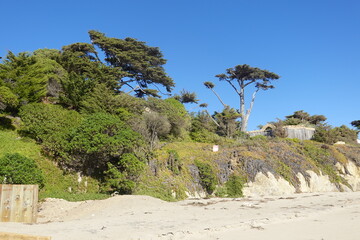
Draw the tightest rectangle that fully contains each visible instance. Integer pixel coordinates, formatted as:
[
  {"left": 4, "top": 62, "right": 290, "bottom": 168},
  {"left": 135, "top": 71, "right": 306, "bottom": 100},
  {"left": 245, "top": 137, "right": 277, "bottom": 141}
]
[
  {"left": 88, "top": 30, "right": 175, "bottom": 97},
  {"left": 58, "top": 42, "right": 120, "bottom": 109},
  {"left": 215, "top": 64, "right": 280, "bottom": 131}
]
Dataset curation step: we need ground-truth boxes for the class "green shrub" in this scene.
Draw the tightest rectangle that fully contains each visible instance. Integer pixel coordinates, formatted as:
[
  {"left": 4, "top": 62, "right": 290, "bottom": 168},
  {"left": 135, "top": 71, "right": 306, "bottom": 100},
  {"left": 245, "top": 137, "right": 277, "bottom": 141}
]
[
  {"left": 102, "top": 163, "right": 135, "bottom": 194},
  {"left": 167, "top": 150, "right": 182, "bottom": 174},
  {"left": 66, "top": 113, "right": 144, "bottom": 174},
  {"left": 0, "top": 153, "right": 44, "bottom": 187},
  {"left": 19, "top": 103, "right": 82, "bottom": 156},
  {"left": 195, "top": 160, "right": 217, "bottom": 195},
  {"left": 214, "top": 186, "right": 227, "bottom": 197},
  {"left": 0, "top": 86, "right": 19, "bottom": 111},
  {"left": 147, "top": 97, "right": 190, "bottom": 138},
  {"left": 118, "top": 153, "right": 145, "bottom": 180},
  {"left": 250, "top": 135, "right": 268, "bottom": 141},
  {"left": 313, "top": 124, "right": 358, "bottom": 144},
  {"left": 225, "top": 175, "right": 244, "bottom": 197},
  {"left": 190, "top": 128, "right": 221, "bottom": 143}
]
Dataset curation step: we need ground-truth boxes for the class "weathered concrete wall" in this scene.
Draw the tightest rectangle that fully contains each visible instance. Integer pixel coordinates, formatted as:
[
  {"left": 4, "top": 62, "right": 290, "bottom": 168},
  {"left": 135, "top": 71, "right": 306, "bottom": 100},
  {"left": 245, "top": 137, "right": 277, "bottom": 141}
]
[
  {"left": 284, "top": 126, "right": 315, "bottom": 140},
  {"left": 247, "top": 125, "right": 315, "bottom": 140}
]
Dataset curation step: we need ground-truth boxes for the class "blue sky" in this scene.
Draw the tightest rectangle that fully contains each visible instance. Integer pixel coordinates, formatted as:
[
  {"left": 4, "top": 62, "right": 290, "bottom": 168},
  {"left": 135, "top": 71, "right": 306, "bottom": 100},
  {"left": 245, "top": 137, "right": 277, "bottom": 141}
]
[{"left": 1, "top": 0, "right": 359, "bottom": 131}]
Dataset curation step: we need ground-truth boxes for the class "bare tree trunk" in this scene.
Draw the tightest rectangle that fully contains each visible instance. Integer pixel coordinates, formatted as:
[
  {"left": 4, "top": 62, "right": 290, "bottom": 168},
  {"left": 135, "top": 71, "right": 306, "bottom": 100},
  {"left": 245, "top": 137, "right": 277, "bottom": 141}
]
[
  {"left": 204, "top": 110, "right": 220, "bottom": 127},
  {"left": 240, "top": 88, "right": 259, "bottom": 132},
  {"left": 210, "top": 89, "right": 227, "bottom": 108},
  {"left": 239, "top": 80, "right": 246, "bottom": 131}
]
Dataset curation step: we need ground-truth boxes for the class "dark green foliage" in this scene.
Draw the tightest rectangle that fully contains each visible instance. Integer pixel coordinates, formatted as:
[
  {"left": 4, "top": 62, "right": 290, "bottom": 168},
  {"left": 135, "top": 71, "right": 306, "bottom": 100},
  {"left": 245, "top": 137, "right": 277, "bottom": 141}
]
[
  {"left": 0, "top": 51, "right": 66, "bottom": 104},
  {"left": 284, "top": 110, "right": 327, "bottom": 126},
  {"left": 0, "top": 86, "right": 18, "bottom": 111},
  {"left": 203, "top": 81, "right": 215, "bottom": 89},
  {"left": 102, "top": 163, "right": 135, "bottom": 194},
  {"left": 118, "top": 153, "right": 145, "bottom": 181},
  {"left": 285, "top": 110, "right": 311, "bottom": 122},
  {"left": 309, "top": 115, "right": 327, "bottom": 125},
  {"left": 225, "top": 175, "right": 244, "bottom": 197},
  {"left": 283, "top": 117, "right": 302, "bottom": 126},
  {"left": 80, "top": 83, "right": 122, "bottom": 115},
  {"left": 66, "top": 113, "right": 143, "bottom": 174},
  {"left": 195, "top": 160, "right": 217, "bottom": 194},
  {"left": 115, "top": 93, "right": 147, "bottom": 115},
  {"left": 19, "top": 103, "right": 82, "bottom": 155},
  {"left": 20, "top": 104, "right": 143, "bottom": 178},
  {"left": 58, "top": 43, "right": 121, "bottom": 109},
  {"left": 0, "top": 153, "right": 44, "bottom": 187},
  {"left": 59, "top": 72, "right": 95, "bottom": 109},
  {"left": 33, "top": 48, "right": 61, "bottom": 60},
  {"left": 89, "top": 30, "right": 174, "bottom": 96},
  {"left": 313, "top": 124, "right": 357, "bottom": 144},
  {"left": 214, "top": 106, "right": 241, "bottom": 138},
  {"left": 103, "top": 154, "right": 144, "bottom": 194},
  {"left": 332, "top": 125, "right": 358, "bottom": 144},
  {"left": 351, "top": 120, "right": 360, "bottom": 130},
  {"left": 312, "top": 125, "right": 333, "bottom": 144}
]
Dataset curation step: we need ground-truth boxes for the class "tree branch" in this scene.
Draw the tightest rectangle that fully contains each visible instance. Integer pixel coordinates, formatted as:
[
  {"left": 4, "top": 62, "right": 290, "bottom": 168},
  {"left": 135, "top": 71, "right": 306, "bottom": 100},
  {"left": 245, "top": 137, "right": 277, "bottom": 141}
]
[
  {"left": 204, "top": 110, "right": 220, "bottom": 127},
  {"left": 226, "top": 80, "right": 240, "bottom": 95},
  {"left": 150, "top": 83, "right": 171, "bottom": 96},
  {"left": 244, "top": 79, "right": 256, "bottom": 88},
  {"left": 126, "top": 85, "right": 140, "bottom": 94},
  {"left": 210, "top": 88, "right": 227, "bottom": 108},
  {"left": 246, "top": 87, "right": 260, "bottom": 116}
]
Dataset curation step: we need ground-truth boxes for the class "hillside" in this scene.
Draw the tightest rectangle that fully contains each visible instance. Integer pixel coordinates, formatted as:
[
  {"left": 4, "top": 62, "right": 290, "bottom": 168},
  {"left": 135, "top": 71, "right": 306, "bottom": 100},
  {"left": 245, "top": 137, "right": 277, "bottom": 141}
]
[
  {"left": 135, "top": 138, "right": 360, "bottom": 200},
  {"left": 1, "top": 118, "right": 360, "bottom": 201},
  {"left": 0, "top": 128, "right": 106, "bottom": 201}
]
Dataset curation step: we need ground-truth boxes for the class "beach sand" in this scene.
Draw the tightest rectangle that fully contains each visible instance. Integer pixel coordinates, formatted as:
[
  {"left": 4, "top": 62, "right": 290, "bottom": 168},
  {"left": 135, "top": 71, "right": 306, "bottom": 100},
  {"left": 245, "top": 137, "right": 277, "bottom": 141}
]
[{"left": 0, "top": 192, "right": 360, "bottom": 240}]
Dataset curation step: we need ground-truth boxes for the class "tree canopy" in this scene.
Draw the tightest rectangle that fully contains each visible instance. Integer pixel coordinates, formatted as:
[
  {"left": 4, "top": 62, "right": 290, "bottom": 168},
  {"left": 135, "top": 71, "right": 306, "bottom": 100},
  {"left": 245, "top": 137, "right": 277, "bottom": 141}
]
[
  {"left": 351, "top": 120, "right": 360, "bottom": 130},
  {"left": 213, "top": 64, "right": 280, "bottom": 131},
  {"left": 89, "top": 30, "right": 174, "bottom": 97},
  {"left": 285, "top": 110, "right": 327, "bottom": 126}
]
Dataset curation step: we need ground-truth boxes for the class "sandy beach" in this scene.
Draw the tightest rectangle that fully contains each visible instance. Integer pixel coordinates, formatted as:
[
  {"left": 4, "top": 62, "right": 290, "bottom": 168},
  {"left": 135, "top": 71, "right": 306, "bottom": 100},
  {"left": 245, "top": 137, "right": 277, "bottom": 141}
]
[{"left": 1, "top": 192, "right": 360, "bottom": 240}]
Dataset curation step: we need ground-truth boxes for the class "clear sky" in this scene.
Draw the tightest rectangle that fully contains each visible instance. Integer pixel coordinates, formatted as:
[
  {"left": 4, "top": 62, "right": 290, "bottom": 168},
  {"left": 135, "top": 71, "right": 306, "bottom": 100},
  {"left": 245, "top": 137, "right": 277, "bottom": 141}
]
[{"left": 1, "top": 0, "right": 359, "bottom": 131}]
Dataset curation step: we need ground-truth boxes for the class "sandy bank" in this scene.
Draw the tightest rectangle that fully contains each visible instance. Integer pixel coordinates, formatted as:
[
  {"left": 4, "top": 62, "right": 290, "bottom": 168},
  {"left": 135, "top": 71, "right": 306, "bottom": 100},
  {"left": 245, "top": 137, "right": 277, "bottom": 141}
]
[{"left": 1, "top": 192, "right": 360, "bottom": 240}]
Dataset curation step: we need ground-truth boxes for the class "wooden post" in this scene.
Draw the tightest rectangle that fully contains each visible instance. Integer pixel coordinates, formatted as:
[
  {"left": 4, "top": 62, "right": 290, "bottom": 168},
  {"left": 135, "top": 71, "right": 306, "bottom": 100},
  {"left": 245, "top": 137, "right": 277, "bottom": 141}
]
[{"left": 0, "top": 185, "right": 38, "bottom": 223}]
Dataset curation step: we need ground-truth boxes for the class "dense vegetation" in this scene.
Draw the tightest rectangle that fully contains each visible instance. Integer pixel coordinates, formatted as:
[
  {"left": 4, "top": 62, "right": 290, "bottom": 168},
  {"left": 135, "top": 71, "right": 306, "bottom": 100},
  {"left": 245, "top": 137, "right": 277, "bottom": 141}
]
[{"left": 0, "top": 31, "right": 358, "bottom": 201}]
